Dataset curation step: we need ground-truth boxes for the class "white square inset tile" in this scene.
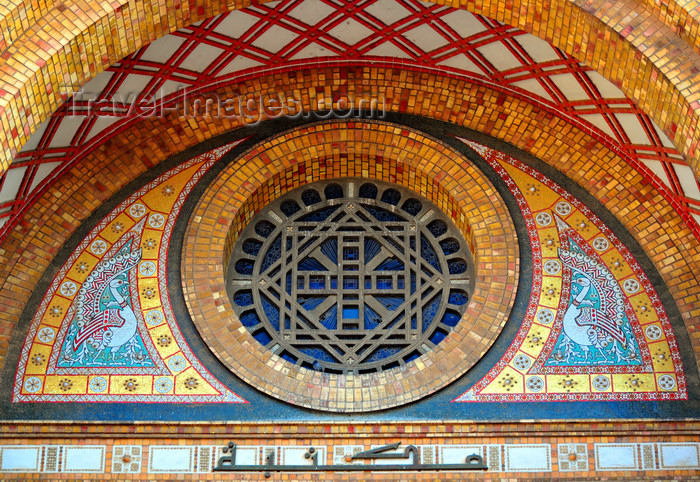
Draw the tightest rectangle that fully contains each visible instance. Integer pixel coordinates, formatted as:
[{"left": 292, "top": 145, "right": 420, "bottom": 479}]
[
  {"left": 148, "top": 446, "right": 194, "bottom": 473},
  {"left": 504, "top": 444, "right": 551, "bottom": 472},
  {"left": 438, "top": 445, "right": 482, "bottom": 464},
  {"left": 659, "top": 443, "right": 700, "bottom": 469},
  {"left": 62, "top": 446, "right": 105, "bottom": 473},
  {"left": 595, "top": 443, "right": 638, "bottom": 471},
  {"left": 279, "top": 446, "right": 326, "bottom": 465},
  {"left": 0, "top": 446, "right": 41, "bottom": 472}
]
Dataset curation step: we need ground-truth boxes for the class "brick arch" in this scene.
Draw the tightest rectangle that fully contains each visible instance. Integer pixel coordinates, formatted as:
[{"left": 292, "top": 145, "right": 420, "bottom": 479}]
[
  {"left": 1, "top": 0, "right": 700, "bottom": 179},
  {"left": 1, "top": 67, "right": 699, "bottom": 375}
]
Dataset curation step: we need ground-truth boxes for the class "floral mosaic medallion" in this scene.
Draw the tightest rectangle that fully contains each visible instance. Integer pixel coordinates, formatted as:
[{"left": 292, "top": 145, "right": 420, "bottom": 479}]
[
  {"left": 13, "top": 142, "right": 247, "bottom": 402},
  {"left": 455, "top": 140, "right": 687, "bottom": 402}
]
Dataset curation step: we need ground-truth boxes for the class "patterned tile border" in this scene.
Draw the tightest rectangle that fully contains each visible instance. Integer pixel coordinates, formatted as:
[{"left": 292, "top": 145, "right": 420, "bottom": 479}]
[{"left": 0, "top": 441, "right": 698, "bottom": 475}]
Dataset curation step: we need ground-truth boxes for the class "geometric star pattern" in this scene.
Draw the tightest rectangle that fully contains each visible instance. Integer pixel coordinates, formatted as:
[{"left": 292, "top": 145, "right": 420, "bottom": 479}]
[{"left": 3, "top": 0, "right": 699, "bottom": 241}]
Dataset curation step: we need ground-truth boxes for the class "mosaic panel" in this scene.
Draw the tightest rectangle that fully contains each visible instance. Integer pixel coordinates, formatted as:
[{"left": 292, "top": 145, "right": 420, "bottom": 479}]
[
  {"left": 455, "top": 140, "right": 687, "bottom": 402},
  {"left": 111, "top": 446, "right": 142, "bottom": 474},
  {"left": 11, "top": 143, "right": 245, "bottom": 403},
  {"left": 558, "top": 444, "right": 589, "bottom": 471}
]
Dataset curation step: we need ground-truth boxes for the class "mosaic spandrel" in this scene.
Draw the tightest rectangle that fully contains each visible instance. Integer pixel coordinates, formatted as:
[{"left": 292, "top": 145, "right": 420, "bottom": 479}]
[
  {"left": 455, "top": 140, "right": 686, "bottom": 402},
  {"left": 13, "top": 143, "right": 246, "bottom": 403}
]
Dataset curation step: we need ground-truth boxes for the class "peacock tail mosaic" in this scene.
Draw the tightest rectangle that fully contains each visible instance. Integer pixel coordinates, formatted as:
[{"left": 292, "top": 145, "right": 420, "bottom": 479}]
[
  {"left": 12, "top": 142, "right": 246, "bottom": 403},
  {"left": 454, "top": 140, "right": 686, "bottom": 402}
]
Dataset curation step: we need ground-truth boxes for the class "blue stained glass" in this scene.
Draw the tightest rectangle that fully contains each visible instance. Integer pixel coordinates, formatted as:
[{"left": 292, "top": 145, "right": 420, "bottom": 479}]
[
  {"left": 234, "top": 291, "right": 253, "bottom": 306},
  {"left": 253, "top": 330, "right": 272, "bottom": 346},
  {"left": 280, "top": 200, "right": 301, "bottom": 217},
  {"left": 319, "top": 305, "right": 337, "bottom": 330},
  {"left": 404, "top": 351, "right": 419, "bottom": 363},
  {"left": 298, "top": 257, "right": 327, "bottom": 271},
  {"left": 235, "top": 259, "right": 254, "bottom": 275},
  {"left": 427, "top": 220, "right": 447, "bottom": 237},
  {"left": 298, "top": 296, "right": 326, "bottom": 311},
  {"left": 377, "top": 277, "right": 392, "bottom": 289},
  {"left": 300, "top": 347, "right": 337, "bottom": 363},
  {"left": 359, "top": 183, "right": 378, "bottom": 199},
  {"left": 440, "top": 238, "right": 460, "bottom": 255},
  {"left": 343, "top": 277, "right": 359, "bottom": 289},
  {"left": 420, "top": 234, "right": 442, "bottom": 273},
  {"left": 321, "top": 238, "right": 338, "bottom": 263},
  {"left": 375, "top": 295, "right": 404, "bottom": 310},
  {"left": 255, "top": 220, "right": 275, "bottom": 238},
  {"left": 361, "top": 204, "right": 405, "bottom": 222},
  {"left": 260, "top": 235, "right": 281, "bottom": 273},
  {"left": 364, "top": 304, "right": 382, "bottom": 330},
  {"left": 309, "top": 276, "right": 325, "bottom": 289},
  {"left": 401, "top": 198, "right": 423, "bottom": 215},
  {"left": 410, "top": 272, "right": 416, "bottom": 294},
  {"left": 448, "top": 290, "right": 468, "bottom": 305},
  {"left": 239, "top": 311, "right": 260, "bottom": 328},
  {"left": 301, "top": 189, "right": 321, "bottom": 206},
  {"left": 448, "top": 259, "right": 467, "bottom": 274},
  {"left": 376, "top": 258, "right": 404, "bottom": 271},
  {"left": 324, "top": 183, "right": 344, "bottom": 199},
  {"left": 343, "top": 307, "right": 359, "bottom": 319},
  {"left": 298, "top": 205, "right": 341, "bottom": 222},
  {"left": 261, "top": 295, "right": 280, "bottom": 330},
  {"left": 422, "top": 294, "right": 442, "bottom": 332},
  {"left": 364, "top": 238, "right": 381, "bottom": 263},
  {"left": 286, "top": 273, "right": 292, "bottom": 295},
  {"left": 343, "top": 247, "right": 359, "bottom": 260},
  {"left": 429, "top": 330, "right": 447, "bottom": 345},
  {"left": 381, "top": 189, "right": 401, "bottom": 205},
  {"left": 281, "top": 352, "right": 297, "bottom": 363},
  {"left": 366, "top": 347, "right": 401, "bottom": 362},
  {"left": 442, "top": 310, "right": 461, "bottom": 327},
  {"left": 242, "top": 239, "right": 262, "bottom": 255}
]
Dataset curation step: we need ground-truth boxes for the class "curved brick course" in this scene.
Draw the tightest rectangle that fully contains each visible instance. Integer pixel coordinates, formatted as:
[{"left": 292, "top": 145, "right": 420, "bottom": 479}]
[
  {"left": 1, "top": 68, "right": 699, "bottom": 378},
  {"left": 1, "top": 0, "right": 700, "bottom": 186}
]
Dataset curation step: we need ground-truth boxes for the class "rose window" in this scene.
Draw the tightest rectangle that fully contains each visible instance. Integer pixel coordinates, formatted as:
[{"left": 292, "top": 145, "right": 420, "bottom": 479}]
[{"left": 227, "top": 179, "right": 474, "bottom": 374}]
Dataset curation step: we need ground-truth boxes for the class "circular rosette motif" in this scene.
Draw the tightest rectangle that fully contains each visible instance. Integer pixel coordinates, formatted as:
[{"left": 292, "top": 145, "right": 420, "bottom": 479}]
[{"left": 228, "top": 179, "right": 474, "bottom": 374}]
